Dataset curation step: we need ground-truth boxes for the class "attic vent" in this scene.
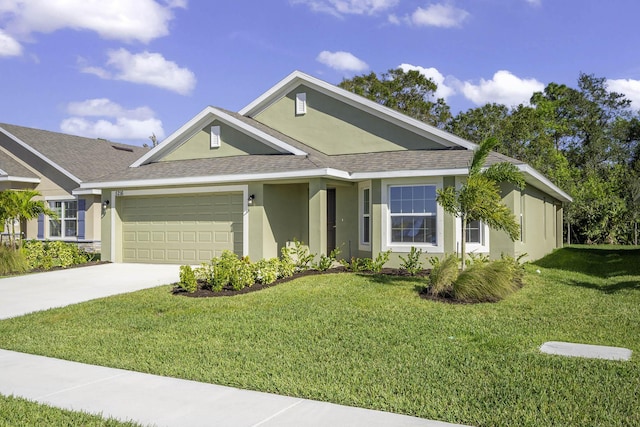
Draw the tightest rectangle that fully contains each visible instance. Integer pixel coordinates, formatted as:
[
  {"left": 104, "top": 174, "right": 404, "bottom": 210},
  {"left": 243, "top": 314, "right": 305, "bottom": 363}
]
[
  {"left": 295, "top": 92, "right": 307, "bottom": 115},
  {"left": 210, "top": 125, "right": 221, "bottom": 148},
  {"left": 111, "top": 145, "right": 134, "bottom": 152}
]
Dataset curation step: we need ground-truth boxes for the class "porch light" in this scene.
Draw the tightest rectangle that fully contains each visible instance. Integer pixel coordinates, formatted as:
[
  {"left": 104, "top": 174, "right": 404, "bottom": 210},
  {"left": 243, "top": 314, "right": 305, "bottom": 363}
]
[{"left": 248, "top": 194, "right": 255, "bottom": 205}]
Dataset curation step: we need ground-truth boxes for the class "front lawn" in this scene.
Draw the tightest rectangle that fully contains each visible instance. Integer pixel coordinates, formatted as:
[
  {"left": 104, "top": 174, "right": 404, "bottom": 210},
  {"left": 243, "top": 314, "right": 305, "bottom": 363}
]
[{"left": 0, "top": 246, "right": 638, "bottom": 426}]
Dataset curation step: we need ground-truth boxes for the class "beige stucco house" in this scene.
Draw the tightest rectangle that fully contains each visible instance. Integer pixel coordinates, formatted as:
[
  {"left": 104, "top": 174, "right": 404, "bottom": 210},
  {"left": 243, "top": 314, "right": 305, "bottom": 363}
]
[
  {"left": 0, "top": 124, "right": 148, "bottom": 251},
  {"left": 81, "top": 71, "right": 572, "bottom": 265}
]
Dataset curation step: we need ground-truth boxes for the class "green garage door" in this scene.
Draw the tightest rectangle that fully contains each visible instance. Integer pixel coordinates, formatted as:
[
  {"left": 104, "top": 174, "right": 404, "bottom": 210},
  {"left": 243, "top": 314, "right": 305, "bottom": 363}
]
[{"left": 121, "top": 192, "right": 243, "bottom": 264}]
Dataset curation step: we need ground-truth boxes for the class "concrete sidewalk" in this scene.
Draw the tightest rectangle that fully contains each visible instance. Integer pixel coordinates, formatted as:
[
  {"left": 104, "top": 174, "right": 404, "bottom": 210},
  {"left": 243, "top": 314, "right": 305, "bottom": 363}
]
[
  {"left": 0, "top": 263, "right": 180, "bottom": 320},
  {"left": 0, "top": 349, "right": 466, "bottom": 427}
]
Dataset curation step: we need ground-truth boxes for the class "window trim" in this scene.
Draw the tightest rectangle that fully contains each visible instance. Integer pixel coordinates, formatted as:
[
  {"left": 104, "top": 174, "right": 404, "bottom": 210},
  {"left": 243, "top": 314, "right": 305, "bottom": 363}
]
[
  {"left": 358, "top": 182, "right": 371, "bottom": 250},
  {"left": 381, "top": 178, "right": 444, "bottom": 253},
  {"left": 47, "top": 198, "right": 78, "bottom": 240},
  {"left": 455, "top": 217, "right": 490, "bottom": 254}
]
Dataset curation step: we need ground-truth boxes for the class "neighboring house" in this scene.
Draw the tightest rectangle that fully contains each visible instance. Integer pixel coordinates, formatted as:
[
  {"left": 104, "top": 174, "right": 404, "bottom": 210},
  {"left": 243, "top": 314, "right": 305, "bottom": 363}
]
[
  {"left": 81, "top": 71, "right": 572, "bottom": 265},
  {"left": 0, "top": 124, "right": 148, "bottom": 251}
]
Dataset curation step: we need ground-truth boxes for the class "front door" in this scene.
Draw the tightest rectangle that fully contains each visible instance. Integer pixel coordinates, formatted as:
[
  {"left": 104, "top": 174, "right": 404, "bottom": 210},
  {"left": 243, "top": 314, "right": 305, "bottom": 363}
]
[{"left": 327, "top": 188, "right": 336, "bottom": 254}]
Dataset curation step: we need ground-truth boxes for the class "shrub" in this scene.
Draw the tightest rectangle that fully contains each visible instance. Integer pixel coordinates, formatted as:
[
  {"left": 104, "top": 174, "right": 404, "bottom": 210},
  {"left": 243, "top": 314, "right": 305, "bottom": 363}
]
[
  {"left": 465, "top": 252, "right": 490, "bottom": 268},
  {"left": 278, "top": 247, "right": 296, "bottom": 278},
  {"left": 371, "top": 250, "right": 391, "bottom": 273},
  {"left": 254, "top": 258, "right": 280, "bottom": 285},
  {"left": 340, "top": 257, "right": 372, "bottom": 272},
  {"left": 452, "top": 258, "right": 521, "bottom": 302},
  {"left": 0, "top": 246, "right": 28, "bottom": 275},
  {"left": 290, "top": 239, "right": 315, "bottom": 271},
  {"left": 178, "top": 265, "right": 198, "bottom": 293},
  {"left": 313, "top": 247, "right": 341, "bottom": 271},
  {"left": 194, "top": 262, "right": 215, "bottom": 287},
  {"left": 427, "top": 254, "right": 459, "bottom": 297},
  {"left": 399, "top": 246, "right": 424, "bottom": 276},
  {"left": 22, "top": 240, "right": 91, "bottom": 270},
  {"left": 229, "top": 257, "right": 254, "bottom": 291}
]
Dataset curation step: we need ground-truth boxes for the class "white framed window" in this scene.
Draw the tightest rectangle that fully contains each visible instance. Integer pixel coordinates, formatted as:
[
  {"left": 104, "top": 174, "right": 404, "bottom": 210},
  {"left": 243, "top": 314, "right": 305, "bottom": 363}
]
[
  {"left": 295, "top": 92, "right": 307, "bottom": 115},
  {"left": 381, "top": 179, "right": 443, "bottom": 253},
  {"left": 210, "top": 125, "right": 221, "bottom": 148},
  {"left": 49, "top": 200, "right": 77, "bottom": 239},
  {"left": 455, "top": 218, "right": 490, "bottom": 253},
  {"left": 359, "top": 183, "right": 371, "bottom": 250}
]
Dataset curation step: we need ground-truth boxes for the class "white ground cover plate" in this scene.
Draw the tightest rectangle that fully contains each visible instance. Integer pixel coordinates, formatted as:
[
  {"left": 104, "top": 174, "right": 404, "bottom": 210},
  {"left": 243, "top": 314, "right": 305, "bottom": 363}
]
[{"left": 540, "top": 341, "right": 632, "bottom": 361}]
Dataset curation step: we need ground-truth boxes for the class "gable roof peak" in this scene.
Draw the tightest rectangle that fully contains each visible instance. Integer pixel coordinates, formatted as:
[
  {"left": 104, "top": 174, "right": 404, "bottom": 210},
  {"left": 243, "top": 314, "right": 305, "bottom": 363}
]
[{"left": 239, "top": 70, "right": 478, "bottom": 151}]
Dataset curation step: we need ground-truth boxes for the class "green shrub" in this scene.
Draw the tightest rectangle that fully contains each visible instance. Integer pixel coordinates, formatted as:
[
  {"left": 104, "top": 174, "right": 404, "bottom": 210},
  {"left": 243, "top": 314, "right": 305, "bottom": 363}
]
[
  {"left": 0, "top": 246, "right": 28, "bottom": 275},
  {"left": 428, "top": 254, "right": 459, "bottom": 297},
  {"left": 453, "top": 258, "right": 521, "bottom": 302},
  {"left": 399, "top": 246, "right": 424, "bottom": 275},
  {"left": 465, "top": 252, "right": 490, "bottom": 267},
  {"left": 22, "top": 240, "right": 90, "bottom": 270},
  {"left": 340, "top": 257, "right": 373, "bottom": 272},
  {"left": 194, "top": 262, "right": 215, "bottom": 287},
  {"left": 313, "top": 247, "right": 341, "bottom": 271},
  {"left": 278, "top": 247, "right": 296, "bottom": 278},
  {"left": 178, "top": 265, "right": 198, "bottom": 293},
  {"left": 371, "top": 250, "right": 391, "bottom": 273},
  {"left": 290, "top": 239, "right": 315, "bottom": 271},
  {"left": 254, "top": 258, "right": 280, "bottom": 284},
  {"left": 229, "top": 256, "right": 254, "bottom": 290}
]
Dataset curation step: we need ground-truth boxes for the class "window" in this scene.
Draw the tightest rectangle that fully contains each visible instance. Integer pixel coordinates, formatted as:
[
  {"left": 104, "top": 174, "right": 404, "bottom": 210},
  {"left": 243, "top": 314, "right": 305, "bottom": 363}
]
[
  {"left": 295, "top": 92, "right": 307, "bottom": 115},
  {"left": 389, "top": 185, "right": 437, "bottom": 244},
  {"left": 210, "top": 125, "right": 221, "bottom": 148},
  {"left": 520, "top": 192, "right": 525, "bottom": 243},
  {"left": 361, "top": 187, "right": 371, "bottom": 246},
  {"left": 465, "top": 219, "right": 483, "bottom": 244},
  {"left": 49, "top": 200, "right": 77, "bottom": 238}
]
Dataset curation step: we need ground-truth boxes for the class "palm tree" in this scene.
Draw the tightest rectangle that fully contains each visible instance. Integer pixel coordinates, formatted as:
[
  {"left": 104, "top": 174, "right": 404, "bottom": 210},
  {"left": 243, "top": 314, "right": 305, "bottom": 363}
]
[
  {"left": 436, "top": 137, "right": 525, "bottom": 269},
  {"left": 0, "top": 190, "right": 57, "bottom": 248}
]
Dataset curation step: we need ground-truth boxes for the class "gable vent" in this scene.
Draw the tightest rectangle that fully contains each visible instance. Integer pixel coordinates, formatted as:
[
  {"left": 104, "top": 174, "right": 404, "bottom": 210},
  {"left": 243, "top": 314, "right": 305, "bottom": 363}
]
[
  {"left": 295, "top": 92, "right": 307, "bottom": 115},
  {"left": 210, "top": 125, "right": 221, "bottom": 148}
]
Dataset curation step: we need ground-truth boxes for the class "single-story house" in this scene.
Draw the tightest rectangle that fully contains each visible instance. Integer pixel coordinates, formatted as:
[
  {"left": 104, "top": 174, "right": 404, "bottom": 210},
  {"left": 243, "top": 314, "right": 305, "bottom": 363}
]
[
  {"left": 0, "top": 124, "right": 148, "bottom": 251},
  {"left": 81, "top": 71, "right": 572, "bottom": 265}
]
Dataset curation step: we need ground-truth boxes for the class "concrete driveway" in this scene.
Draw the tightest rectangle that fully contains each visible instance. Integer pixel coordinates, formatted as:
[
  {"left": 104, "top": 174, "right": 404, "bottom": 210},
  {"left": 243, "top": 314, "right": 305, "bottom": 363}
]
[{"left": 0, "top": 263, "right": 180, "bottom": 320}]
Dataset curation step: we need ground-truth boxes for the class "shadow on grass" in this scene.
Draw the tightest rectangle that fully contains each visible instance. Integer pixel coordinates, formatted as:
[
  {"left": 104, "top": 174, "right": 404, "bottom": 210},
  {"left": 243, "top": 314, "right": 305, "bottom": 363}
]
[
  {"left": 534, "top": 246, "right": 640, "bottom": 278},
  {"left": 566, "top": 279, "right": 640, "bottom": 294}
]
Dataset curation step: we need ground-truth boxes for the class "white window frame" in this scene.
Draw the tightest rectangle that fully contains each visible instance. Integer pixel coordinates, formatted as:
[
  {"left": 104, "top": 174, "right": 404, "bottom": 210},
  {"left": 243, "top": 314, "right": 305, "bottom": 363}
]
[
  {"left": 47, "top": 198, "right": 78, "bottom": 240},
  {"left": 358, "top": 181, "right": 371, "bottom": 250},
  {"left": 295, "top": 92, "right": 307, "bottom": 115},
  {"left": 455, "top": 218, "right": 490, "bottom": 254},
  {"left": 210, "top": 125, "right": 221, "bottom": 148},
  {"left": 381, "top": 178, "right": 444, "bottom": 253}
]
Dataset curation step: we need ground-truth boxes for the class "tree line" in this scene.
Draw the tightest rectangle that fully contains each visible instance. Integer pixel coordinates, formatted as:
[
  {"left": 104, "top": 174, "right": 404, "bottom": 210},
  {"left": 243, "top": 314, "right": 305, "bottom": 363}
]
[{"left": 340, "top": 69, "right": 640, "bottom": 245}]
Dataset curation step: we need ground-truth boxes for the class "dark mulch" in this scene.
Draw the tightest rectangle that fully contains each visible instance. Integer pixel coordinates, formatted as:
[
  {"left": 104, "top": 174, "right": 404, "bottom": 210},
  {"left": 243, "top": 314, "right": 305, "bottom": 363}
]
[{"left": 173, "top": 267, "right": 431, "bottom": 298}]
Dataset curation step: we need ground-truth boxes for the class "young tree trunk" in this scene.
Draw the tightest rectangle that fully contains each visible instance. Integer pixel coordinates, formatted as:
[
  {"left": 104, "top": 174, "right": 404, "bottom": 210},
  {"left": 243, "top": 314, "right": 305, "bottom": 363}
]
[{"left": 460, "top": 215, "right": 467, "bottom": 271}]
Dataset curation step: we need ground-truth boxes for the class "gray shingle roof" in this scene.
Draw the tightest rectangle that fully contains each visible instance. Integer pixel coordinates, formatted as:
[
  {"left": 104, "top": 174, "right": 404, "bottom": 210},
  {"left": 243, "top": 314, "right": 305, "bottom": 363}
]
[
  {"left": 0, "top": 123, "right": 149, "bottom": 182},
  {"left": 0, "top": 147, "right": 39, "bottom": 179}
]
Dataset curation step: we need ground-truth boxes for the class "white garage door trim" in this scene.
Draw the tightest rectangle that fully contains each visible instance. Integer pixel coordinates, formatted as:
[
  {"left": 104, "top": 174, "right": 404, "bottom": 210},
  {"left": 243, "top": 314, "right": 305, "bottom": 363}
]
[{"left": 111, "top": 185, "right": 249, "bottom": 262}]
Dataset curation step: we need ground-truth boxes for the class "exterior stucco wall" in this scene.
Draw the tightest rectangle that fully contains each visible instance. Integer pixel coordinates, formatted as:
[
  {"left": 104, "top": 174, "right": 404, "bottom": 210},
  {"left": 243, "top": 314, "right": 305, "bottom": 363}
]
[
  {"left": 262, "top": 183, "right": 309, "bottom": 258},
  {"left": 161, "top": 119, "right": 280, "bottom": 162},
  {"left": 253, "top": 85, "right": 445, "bottom": 155},
  {"left": 334, "top": 183, "right": 358, "bottom": 260},
  {"left": 517, "top": 185, "right": 563, "bottom": 261}
]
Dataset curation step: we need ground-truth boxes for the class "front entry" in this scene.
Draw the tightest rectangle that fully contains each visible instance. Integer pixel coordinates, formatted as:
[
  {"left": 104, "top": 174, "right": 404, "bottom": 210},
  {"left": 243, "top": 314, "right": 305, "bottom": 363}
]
[{"left": 327, "top": 188, "right": 336, "bottom": 253}]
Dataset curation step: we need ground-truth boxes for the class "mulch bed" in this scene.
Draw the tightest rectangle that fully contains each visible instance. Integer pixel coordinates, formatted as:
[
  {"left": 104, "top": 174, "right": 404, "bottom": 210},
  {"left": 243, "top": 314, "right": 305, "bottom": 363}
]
[{"left": 173, "top": 267, "right": 431, "bottom": 298}]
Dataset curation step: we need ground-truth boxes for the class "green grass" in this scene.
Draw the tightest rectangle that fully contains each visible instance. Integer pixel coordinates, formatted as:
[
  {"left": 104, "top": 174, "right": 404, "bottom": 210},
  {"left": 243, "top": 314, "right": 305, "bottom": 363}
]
[
  {"left": 0, "top": 394, "right": 141, "bottom": 426},
  {"left": 0, "top": 246, "right": 639, "bottom": 426}
]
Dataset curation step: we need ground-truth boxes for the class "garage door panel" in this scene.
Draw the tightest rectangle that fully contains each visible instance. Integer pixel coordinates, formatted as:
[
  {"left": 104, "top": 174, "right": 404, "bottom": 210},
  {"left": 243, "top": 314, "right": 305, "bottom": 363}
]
[{"left": 121, "top": 192, "right": 243, "bottom": 264}]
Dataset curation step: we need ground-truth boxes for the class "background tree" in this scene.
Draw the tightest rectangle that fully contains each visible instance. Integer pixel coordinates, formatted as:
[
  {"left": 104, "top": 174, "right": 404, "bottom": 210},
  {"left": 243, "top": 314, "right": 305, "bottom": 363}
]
[
  {"left": 339, "top": 68, "right": 451, "bottom": 128},
  {"left": 0, "top": 190, "right": 56, "bottom": 248},
  {"left": 436, "top": 138, "right": 525, "bottom": 269}
]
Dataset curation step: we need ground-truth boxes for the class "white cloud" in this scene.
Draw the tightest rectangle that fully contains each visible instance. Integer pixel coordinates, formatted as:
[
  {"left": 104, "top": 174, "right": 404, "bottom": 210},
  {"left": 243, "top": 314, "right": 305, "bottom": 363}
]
[
  {"left": 461, "top": 70, "right": 544, "bottom": 106},
  {"left": 608, "top": 78, "right": 640, "bottom": 110},
  {"left": 398, "top": 63, "right": 456, "bottom": 100},
  {"left": 0, "top": 29, "right": 22, "bottom": 56},
  {"left": 526, "top": 0, "right": 541, "bottom": 6},
  {"left": 291, "top": 0, "right": 398, "bottom": 17},
  {"left": 410, "top": 3, "right": 469, "bottom": 28},
  {"left": 2, "top": 0, "right": 185, "bottom": 44},
  {"left": 81, "top": 49, "right": 196, "bottom": 95},
  {"left": 317, "top": 50, "right": 369, "bottom": 72},
  {"left": 61, "top": 98, "right": 165, "bottom": 142}
]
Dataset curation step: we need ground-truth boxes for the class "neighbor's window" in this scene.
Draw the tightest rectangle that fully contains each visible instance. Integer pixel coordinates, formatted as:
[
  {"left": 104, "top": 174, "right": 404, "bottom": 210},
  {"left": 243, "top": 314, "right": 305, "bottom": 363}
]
[
  {"left": 389, "top": 185, "right": 437, "bottom": 244},
  {"left": 49, "top": 200, "right": 77, "bottom": 238},
  {"left": 361, "top": 187, "right": 371, "bottom": 245},
  {"left": 465, "top": 219, "right": 483, "bottom": 244}
]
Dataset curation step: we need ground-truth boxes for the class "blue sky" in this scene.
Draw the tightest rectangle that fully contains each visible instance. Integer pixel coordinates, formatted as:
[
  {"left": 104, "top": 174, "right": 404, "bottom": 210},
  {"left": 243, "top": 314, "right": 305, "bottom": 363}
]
[{"left": 1, "top": 0, "right": 639, "bottom": 146}]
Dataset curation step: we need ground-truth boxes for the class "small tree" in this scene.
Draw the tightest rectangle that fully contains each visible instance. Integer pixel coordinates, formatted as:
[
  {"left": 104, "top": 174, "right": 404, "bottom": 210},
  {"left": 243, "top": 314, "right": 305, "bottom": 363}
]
[
  {"left": 436, "top": 138, "right": 525, "bottom": 269},
  {"left": 0, "top": 190, "right": 57, "bottom": 248}
]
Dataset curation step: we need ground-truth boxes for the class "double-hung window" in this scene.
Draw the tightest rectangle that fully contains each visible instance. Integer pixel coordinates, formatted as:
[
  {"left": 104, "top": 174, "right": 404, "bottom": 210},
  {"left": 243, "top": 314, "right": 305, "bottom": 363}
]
[
  {"left": 389, "top": 185, "right": 437, "bottom": 245},
  {"left": 465, "top": 219, "right": 483, "bottom": 244},
  {"left": 49, "top": 200, "right": 77, "bottom": 238},
  {"left": 360, "top": 187, "right": 371, "bottom": 247}
]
